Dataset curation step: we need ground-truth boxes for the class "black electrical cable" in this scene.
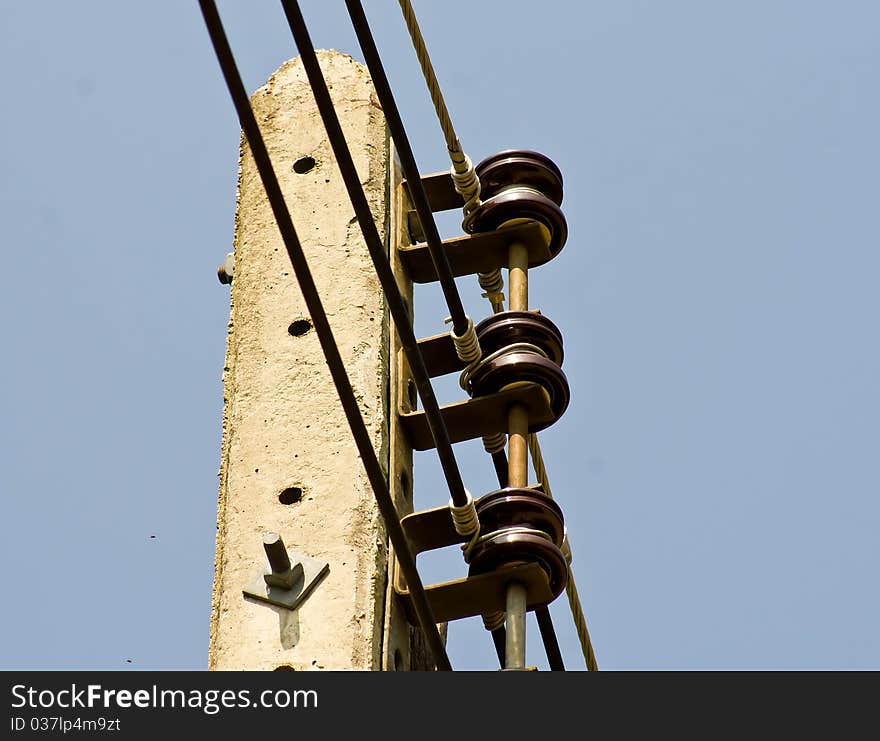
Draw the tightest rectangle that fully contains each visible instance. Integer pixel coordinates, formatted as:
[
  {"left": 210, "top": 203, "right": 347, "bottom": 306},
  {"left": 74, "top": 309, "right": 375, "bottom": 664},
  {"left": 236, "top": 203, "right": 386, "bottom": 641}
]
[
  {"left": 344, "top": 0, "right": 568, "bottom": 672},
  {"left": 349, "top": 0, "right": 515, "bottom": 569},
  {"left": 280, "top": 2, "right": 523, "bottom": 671},
  {"left": 341, "top": 0, "right": 470, "bottom": 337},
  {"left": 536, "top": 607, "right": 565, "bottom": 671},
  {"left": 492, "top": 452, "right": 509, "bottom": 488},
  {"left": 490, "top": 628, "right": 506, "bottom": 667},
  {"left": 280, "top": 1, "right": 514, "bottom": 670},
  {"left": 278, "top": 0, "right": 472, "bottom": 514},
  {"left": 197, "top": 0, "right": 451, "bottom": 672}
]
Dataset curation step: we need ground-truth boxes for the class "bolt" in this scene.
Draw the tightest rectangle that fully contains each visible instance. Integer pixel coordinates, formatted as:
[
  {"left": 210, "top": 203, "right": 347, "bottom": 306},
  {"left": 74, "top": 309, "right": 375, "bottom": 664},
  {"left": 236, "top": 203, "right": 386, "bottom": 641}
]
[
  {"left": 262, "top": 532, "right": 304, "bottom": 590},
  {"left": 263, "top": 532, "right": 291, "bottom": 574},
  {"left": 217, "top": 252, "right": 234, "bottom": 284}
]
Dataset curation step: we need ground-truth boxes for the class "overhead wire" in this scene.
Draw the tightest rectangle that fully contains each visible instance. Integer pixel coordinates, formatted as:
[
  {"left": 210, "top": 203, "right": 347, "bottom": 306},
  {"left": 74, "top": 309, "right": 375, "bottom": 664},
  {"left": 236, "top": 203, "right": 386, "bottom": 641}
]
[
  {"left": 277, "top": 0, "right": 473, "bottom": 514},
  {"left": 393, "top": 0, "right": 599, "bottom": 671},
  {"left": 393, "top": 1, "right": 510, "bottom": 491},
  {"left": 529, "top": 434, "right": 599, "bottom": 671},
  {"left": 396, "top": 0, "right": 505, "bottom": 314},
  {"left": 196, "top": 0, "right": 451, "bottom": 671},
  {"left": 276, "top": 0, "right": 503, "bottom": 670},
  {"left": 343, "top": 0, "right": 568, "bottom": 671}
]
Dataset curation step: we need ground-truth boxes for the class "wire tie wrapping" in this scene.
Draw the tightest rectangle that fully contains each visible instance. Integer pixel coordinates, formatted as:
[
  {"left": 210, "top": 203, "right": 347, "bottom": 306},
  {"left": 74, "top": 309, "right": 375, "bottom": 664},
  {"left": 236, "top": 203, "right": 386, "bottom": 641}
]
[
  {"left": 482, "top": 430, "right": 507, "bottom": 454},
  {"left": 449, "top": 149, "right": 482, "bottom": 219},
  {"left": 449, "top": 488, "right": 480, "bottom": 561},
  {"left": 478, "top": 269, "right": 505, "bottom": 314},
  {"left": 482, "top": 610, "right": 506, "bottom": 632}
]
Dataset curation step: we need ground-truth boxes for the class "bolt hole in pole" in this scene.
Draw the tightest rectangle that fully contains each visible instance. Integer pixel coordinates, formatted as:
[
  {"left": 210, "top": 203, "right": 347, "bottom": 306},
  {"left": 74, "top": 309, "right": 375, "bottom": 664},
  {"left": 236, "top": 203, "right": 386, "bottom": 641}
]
[
  {"left": 292, "top": 156, "right": 317, "bottom": 174},
  {"left": 278, "top": 487, "right": 303, "bottom": 505},
  {"left": 288, "top": 318, "right": 312, "bottom": 336}
]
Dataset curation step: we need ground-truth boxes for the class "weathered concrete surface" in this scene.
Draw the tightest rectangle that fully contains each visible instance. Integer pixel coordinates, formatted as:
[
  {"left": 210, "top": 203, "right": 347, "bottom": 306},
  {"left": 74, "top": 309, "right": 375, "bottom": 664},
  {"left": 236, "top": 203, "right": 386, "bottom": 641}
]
[{"left": 209, "top": 51, "right": 391, "bottom": 670}]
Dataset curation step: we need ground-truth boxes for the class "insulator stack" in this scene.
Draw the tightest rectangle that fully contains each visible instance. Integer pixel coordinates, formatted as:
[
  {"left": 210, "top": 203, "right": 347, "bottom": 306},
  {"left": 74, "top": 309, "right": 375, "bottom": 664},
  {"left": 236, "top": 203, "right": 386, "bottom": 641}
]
[{"left": 394, "top": 149, "right": 575, "bottom": 670}]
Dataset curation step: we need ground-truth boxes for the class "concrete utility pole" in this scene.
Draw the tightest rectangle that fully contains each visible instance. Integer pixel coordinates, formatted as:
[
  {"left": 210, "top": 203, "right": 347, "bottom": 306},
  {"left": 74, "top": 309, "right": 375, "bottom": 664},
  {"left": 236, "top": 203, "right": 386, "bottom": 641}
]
[{"left": 209, "top": 51, "right": 426, "bottom": 671}]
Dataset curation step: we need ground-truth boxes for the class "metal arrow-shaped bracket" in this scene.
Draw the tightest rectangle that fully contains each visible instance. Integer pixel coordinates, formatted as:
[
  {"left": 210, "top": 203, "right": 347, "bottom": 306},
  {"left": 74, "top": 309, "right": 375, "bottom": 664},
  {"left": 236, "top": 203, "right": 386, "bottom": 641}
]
[{"left": 242, "top": 532, "right": 329, "bottom": 611}]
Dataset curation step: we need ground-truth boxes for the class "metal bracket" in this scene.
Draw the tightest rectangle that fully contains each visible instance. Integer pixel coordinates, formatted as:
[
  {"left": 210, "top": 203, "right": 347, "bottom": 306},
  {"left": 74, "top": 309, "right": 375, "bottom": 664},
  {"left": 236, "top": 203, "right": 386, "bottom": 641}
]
[
  {"left": 399, "top": 383, "right": 555, "bottom": 450},
  {"left": 242, "top": 533, "right": 329, "bottom": 611},
  {"left": 392, "top": 501, "right": 556, "bottom": 625}
]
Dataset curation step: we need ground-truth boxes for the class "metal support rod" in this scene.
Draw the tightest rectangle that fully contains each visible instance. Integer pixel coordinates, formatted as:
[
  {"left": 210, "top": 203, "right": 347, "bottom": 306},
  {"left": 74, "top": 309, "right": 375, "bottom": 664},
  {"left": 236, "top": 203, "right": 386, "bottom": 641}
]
[
  {"left": 503, "top": 240, "right": 532, "bottom": 668},
  {"left": 505, "top": 582, "right": 528, "bottom": 670},
  {"left": 507, "top": 404, "right": 529, "bottom": 488},
  {"left": 508, "top": 241, "right": 529, "bottom": 312},
  {"left": 504, "top": 403, "right": 530, "bottom": 668},
  {"left": 507, "top": 239, "right": 568, "bottom": 668},
  {"left": 197, "top": 0, "right": 451, "bottom": 671}
]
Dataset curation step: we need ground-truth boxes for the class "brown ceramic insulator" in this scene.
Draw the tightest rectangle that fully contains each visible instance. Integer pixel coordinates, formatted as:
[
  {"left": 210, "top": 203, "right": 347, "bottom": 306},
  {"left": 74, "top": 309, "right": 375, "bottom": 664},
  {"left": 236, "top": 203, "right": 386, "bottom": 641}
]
[
  {"left": 476, "top": 487, "right": 565, "bottom": 547},
  {"left": 468, "top": 531, "right": 569, "bottom": 601},
  {"left": 475, "top": 311, "right": 564, "bottom": 366},
  {"left": 474, "top": 150, "right": 564, "bottom": 205},
  {"left": 467, "top": 187, "right": 568, "bottom": 257},
  {"left": 468, "top": 351, "right": 571, "bottom": 422}
]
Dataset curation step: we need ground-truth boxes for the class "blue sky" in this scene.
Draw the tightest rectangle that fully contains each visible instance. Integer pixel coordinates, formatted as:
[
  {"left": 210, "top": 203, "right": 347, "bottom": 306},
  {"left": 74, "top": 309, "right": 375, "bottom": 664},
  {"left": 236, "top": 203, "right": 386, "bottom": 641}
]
[{"left": 1, "top": 1, "right": 878, "bottom": 670}]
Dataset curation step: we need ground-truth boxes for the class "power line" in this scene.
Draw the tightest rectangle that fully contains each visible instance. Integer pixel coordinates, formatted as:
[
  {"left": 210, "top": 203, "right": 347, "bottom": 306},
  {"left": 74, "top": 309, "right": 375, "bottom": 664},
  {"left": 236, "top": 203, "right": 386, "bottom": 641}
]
[
  {"left": 529, "top": 434, "right": 599, "bottom": 670},
  {"left": 391, "top": 0, "right": 600, "bottom": 672},
  {"left": 395, "top": 0, "right": 505, "bottom": 313},
  {"left": 343, "top": 0, "right": 470, "bottom": 337},
  {"left": 202, "top": 0, "right": 587, "bottom": 674},
  {"left": 197, "top": 0, "right": 451, "bottom": 672},
  {"left": 343, "top": 0, "right": 571, "bottom": 672},
  {"left": 279, "top": 0, "right": 507, "bottom": 669},
  {"left": 278, "top": 0, "right": 472, "bottom": 516}
]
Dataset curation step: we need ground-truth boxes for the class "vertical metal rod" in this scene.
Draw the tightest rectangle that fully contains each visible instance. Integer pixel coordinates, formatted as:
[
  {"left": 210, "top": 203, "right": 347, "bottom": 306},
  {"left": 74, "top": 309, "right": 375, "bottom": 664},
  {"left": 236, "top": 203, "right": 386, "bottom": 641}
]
[
  {"left": 507, "top": 237, "right": 566, "bottom": 669},
  {"left": 504, "top": 404, "right": 529, "bottom": 668},
  {"left": 508, "top": 241, "right": 529, "bottom": 312},
  {"left": 507, "top": 405, "right": 529, "bottom": 488},
  {"left": 504, "top": 241, "right": 532, "bottom": 668},
  {"left": 505, "top": 582, "right": 528, "bottom": 670},
  {"left": 507, "top": 237, "right": 531, "bottom": 492}
]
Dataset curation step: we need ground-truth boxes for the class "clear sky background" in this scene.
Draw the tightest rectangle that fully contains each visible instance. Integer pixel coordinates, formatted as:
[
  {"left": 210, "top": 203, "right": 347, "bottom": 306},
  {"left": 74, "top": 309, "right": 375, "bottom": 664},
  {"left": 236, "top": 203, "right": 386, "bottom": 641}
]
[{"left": 1, "top": 1, "right": 878, "bottom": 671}]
